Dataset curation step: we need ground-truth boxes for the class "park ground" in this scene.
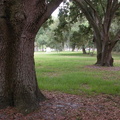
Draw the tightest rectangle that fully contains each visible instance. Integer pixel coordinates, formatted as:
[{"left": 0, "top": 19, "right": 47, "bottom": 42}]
[{"left": 0, "top": 52, "right": 120, "bottom": 120}]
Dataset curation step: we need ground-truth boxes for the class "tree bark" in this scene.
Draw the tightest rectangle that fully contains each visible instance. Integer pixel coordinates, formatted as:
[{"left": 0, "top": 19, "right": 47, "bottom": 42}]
[
  {"left": 0, "top": 0, "right": 47, "bottom": 114},
  {"left": 95, "top": 35, "right": 118, "bottom": 66},
  {"left": 0, "top": 0, "right": 63, "bottom": 114},
  {"left": 10, "top": 35, "right": 46, "bottom": 113},
  {"left": 0, "top": 3, "right": 10, "bottom": 108},
  {"left": 101, "top": 41, "right": 113, "bottom": 66}
]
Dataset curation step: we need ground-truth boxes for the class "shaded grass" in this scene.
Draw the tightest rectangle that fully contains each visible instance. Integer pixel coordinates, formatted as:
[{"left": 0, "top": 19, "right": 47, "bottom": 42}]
[{"left": 35, "top": 52, "right": 120, "bottom": 95}]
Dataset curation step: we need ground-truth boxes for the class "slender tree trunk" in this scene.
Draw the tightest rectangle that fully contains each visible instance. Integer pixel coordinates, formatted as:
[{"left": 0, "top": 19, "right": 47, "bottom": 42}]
[
  {"left": 62, "top": 42, "right": 65, "bottom": 51},
  {"left": 71, "top": 43, "right": 76, "bottom": 51},
  {"left": 82, "top": 45, "right": 87, "bottom": 54},
  {"left": 88, "top": 46, "right": 91, "bottom": 54}
]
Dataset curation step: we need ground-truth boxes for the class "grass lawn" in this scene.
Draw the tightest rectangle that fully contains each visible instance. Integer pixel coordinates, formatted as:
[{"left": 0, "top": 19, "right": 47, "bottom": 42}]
[{"left": 35, "top": 52, "right": 120, "bottom": 95}]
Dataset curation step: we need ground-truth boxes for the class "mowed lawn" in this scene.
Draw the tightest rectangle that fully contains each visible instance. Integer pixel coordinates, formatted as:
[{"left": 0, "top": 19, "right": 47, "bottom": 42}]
[{"left": 35, "top": 52, "right": 120, "bottom": 95}]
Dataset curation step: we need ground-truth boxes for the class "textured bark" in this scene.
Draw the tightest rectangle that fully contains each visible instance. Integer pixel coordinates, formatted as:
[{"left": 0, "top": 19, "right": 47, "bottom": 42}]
[
  {"left": 101, "top": 40, "right": 111, "bottom": 66},
  {"left": 0, "top": 0, "right": 63, "bottom": 114},
  {"left": 0, "top": 3, "right": 10, "bottom": 108},
  {"left": 94, "top": 35, "right": 115, "bottom": 66},
  {"left": 0, "top": 0, "right": 47, "bottom": 114}
]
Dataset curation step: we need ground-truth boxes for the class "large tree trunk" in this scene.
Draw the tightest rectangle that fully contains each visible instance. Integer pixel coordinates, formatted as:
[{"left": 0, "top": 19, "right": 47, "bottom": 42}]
[
  {"left": 10, "top": 35, "right": 46, "bottom": 113},
  {"left": 0, "top": 0, "right": 63, "bottom": 114},
  {"left": 95, "top": 35, "right": 117, "bottom": 66},
  {"left": 0, "top": 0, "right": 47, "bottom": 114},
  {"left": 100, "top": 40, "right": 113, "bottom": 66}
]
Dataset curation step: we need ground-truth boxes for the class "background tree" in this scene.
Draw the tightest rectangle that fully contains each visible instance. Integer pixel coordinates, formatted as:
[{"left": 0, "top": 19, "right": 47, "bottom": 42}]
[
  {"left": 49, "top": 1, "right": 94, "bottom": 53},
  {"left": 70, "top": 24, "right": 92, "bottom": 53},
  {"left": 36, "top": 28, "right": 49, "bottom": 51},
  {"left": 35, "top": 18, "right": 62, "bottom": 51},
  {"left": 74, "top": 0, "right": 120, "bottom": 66}
]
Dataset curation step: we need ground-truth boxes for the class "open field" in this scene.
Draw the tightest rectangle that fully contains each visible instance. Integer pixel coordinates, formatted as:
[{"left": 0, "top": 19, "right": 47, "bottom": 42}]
[
  {"left": 1, "top": 52, "right": 120, "bottom": 120},
  {"left": 35, "top": 52, "right": 120, "bottom": 95}
]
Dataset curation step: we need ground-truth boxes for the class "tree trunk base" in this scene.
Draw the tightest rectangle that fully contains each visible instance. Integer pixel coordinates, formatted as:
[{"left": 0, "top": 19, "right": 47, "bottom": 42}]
[
  {"left": 0, "top": 97, "right": 10, "bottom": 109},
  {"left": 95, "top": 52, "right": 114, "bottom": 67},
  {"left": 0, "top": 89, "right": 46, "bottom": 114}
]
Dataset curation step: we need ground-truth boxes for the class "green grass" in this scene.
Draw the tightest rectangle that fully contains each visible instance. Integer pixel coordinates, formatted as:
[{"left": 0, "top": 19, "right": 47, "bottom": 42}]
[{"left": 35, "top": 52, "right": 120, "bottom": 95}]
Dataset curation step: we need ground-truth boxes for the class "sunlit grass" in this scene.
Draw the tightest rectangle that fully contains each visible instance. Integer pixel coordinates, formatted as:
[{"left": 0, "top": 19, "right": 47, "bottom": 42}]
[{"left": 35, "top": 52, "right": 120, "bottom": 95}]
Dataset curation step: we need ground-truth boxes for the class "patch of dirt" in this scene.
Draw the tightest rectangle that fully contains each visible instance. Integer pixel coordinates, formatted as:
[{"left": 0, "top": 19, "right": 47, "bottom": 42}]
[
  {"left": 86, "top": 65, "right": 120, "bottom": 71},
  {"left": 0, "top": 91, "right": 120, "bottom": 120},
  {"left": 42, "top": 72, "right": 61, "bottom": 77}
]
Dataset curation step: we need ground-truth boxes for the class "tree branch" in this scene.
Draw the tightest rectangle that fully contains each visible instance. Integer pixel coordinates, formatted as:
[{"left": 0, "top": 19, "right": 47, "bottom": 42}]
[
  {"left": 38, "top": 0, "right": 63, "bottom": 26},
  {"left": 99, "top": 0, "right": 105, "bottom": 14},
  {"left": 74, "top": 0, "right": 95, "bottom": 24},
  {"left": 74, "top": 0, "right": 102, "bottom": 42},
  {"left": 103, "top": 0, "right": 120, "bottom": 34},
  {"left": 70, "top": 13, "right": 80, "bottom": 23},
  {"left": 114, "top": 29, "right": 120, "bottom": 41}
]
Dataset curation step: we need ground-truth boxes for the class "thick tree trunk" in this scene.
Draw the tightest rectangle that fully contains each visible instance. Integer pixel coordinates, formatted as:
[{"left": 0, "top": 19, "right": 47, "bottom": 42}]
[
  {"left": 0, "top": 0, "right": 63, "bottom": 114},
  {"left": 95, "top": 36, "right": 117, "bottom": 67},
  {"left": 101, "top": 39, "right": 114, "bottom": 66},
  {"left": 10, "top": 35, "right": 46, "bottom": 113},
  {"left": 0, "top": 0, "right": 47, "bottom": 114}
]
